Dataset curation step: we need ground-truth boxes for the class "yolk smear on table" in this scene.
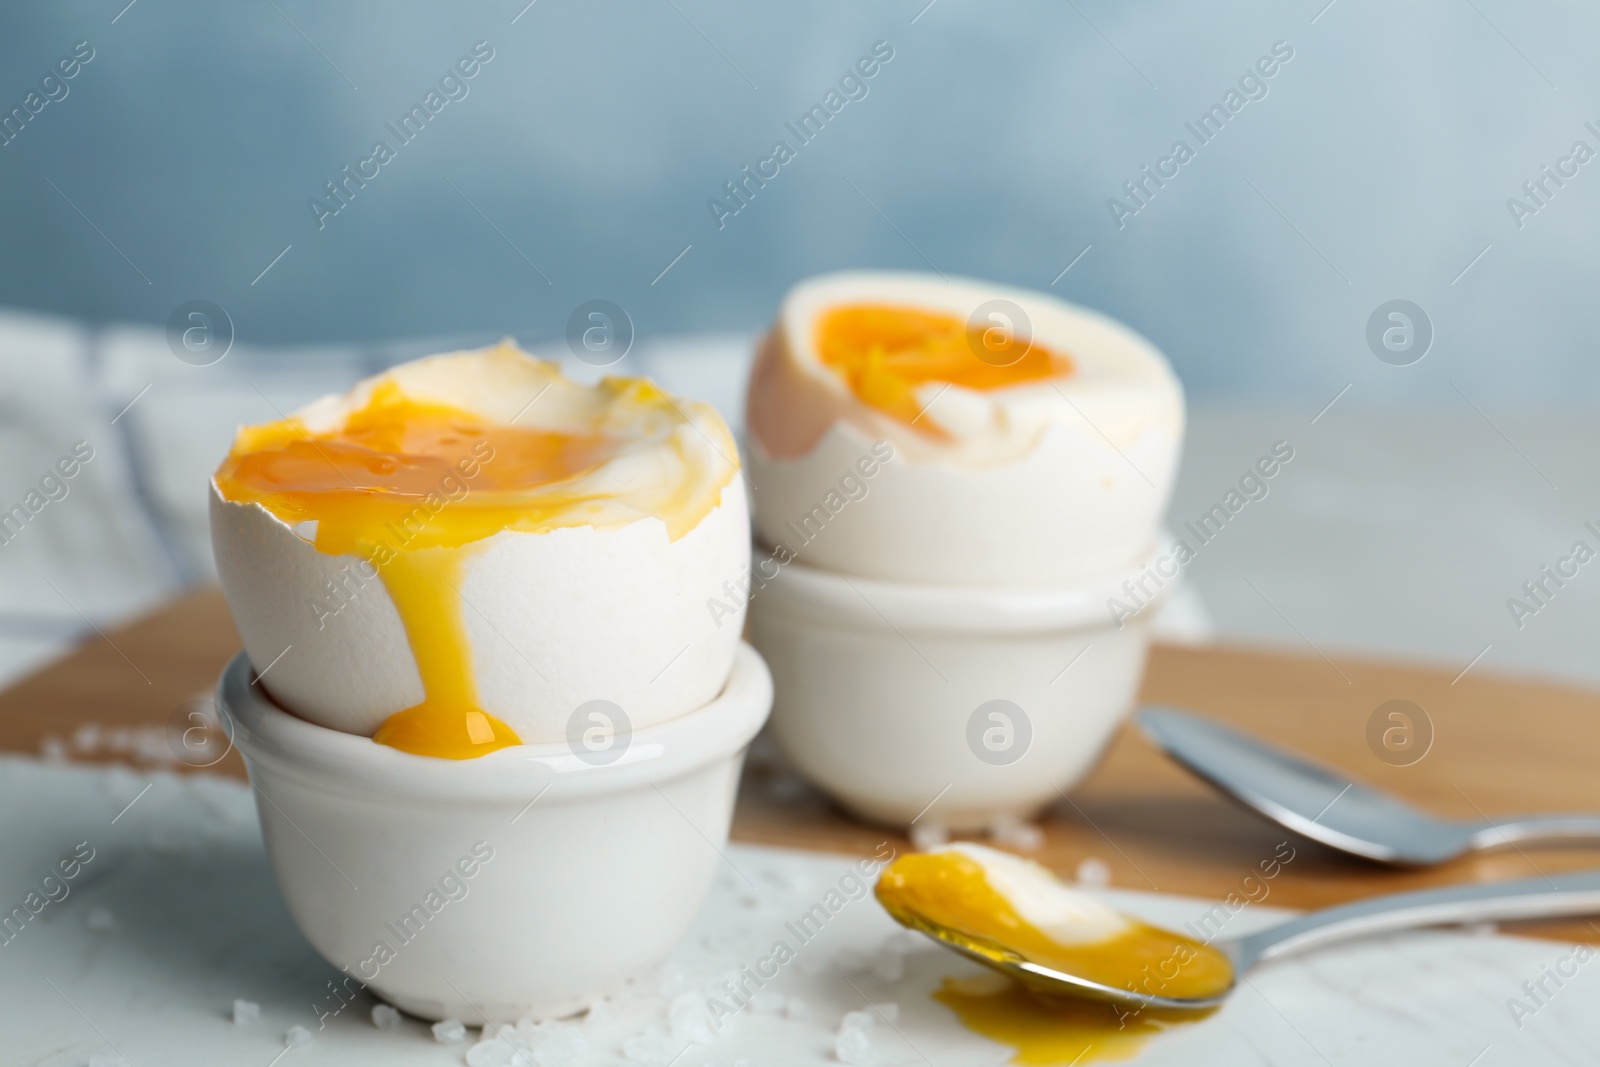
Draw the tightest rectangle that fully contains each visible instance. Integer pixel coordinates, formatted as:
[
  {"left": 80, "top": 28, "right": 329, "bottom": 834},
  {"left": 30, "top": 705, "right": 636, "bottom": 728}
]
[
  {"left": 935, "top": 972, "right": 1216, "bottom": 1066},
  {"left": 214, "top": 376, "right": 705, "bottom": 760},
  {"left": 814, "top": 303, "right": 1071, "bottom": 430},
  {"left": 876, "top": 851, "right": 1231, "bottom": 1064}
]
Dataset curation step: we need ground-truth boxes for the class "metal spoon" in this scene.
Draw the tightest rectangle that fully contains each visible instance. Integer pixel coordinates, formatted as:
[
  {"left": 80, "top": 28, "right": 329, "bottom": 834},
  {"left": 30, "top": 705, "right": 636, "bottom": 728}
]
[
  {"left": 1137, "top": 706, "right": 1600, "bottom": 865},
  {"left": 910, "top": 868, "right": 1600, "bottom": 1010}
]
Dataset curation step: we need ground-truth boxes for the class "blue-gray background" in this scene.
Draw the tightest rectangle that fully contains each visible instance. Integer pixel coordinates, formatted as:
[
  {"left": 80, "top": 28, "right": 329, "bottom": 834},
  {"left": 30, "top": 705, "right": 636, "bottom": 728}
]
[{"left": 1, "top": 0, "right": 1595, "bottom": 402}]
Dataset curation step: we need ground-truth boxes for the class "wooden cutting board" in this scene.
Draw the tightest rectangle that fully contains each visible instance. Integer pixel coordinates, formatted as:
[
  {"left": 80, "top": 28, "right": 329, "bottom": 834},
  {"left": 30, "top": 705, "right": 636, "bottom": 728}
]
[{"left": 8, "top": 587, "right": 1600, "bottom": 943}]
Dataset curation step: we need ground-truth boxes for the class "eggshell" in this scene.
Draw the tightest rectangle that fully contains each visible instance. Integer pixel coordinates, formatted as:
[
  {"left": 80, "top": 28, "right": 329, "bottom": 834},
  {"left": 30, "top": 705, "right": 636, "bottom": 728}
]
[
  {"left": 746, "top": 271, "right": 1184, "bottom": 585},
  {"left": 209, "top": 352, "right": 750, "bottom": 744}
]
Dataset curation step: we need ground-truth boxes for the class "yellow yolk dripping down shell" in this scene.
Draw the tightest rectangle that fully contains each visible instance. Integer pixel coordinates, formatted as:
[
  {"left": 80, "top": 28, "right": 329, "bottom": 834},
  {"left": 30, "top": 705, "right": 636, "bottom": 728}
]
[
  {"left": 214, "top": 366, "right": 732, "bottom": 759},
  {"left": 814, "top": 303, "right": 1072, "bottom": 431},
  {"left": 876, "top": 850, "right": 1232, "bottom": 1065}
]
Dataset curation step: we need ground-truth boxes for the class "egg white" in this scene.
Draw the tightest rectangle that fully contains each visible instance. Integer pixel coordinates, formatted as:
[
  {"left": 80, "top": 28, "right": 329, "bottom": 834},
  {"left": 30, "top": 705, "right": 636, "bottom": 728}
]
[{"left": 939, "top": 842, "right": 1130, "bottom": 946}]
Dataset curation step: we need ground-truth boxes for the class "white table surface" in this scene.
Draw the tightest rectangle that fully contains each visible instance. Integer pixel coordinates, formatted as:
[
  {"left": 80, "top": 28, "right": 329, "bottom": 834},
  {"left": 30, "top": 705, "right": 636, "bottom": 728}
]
[{"left": 4, "top": 755, "right": 1594, "bottom": 1067}]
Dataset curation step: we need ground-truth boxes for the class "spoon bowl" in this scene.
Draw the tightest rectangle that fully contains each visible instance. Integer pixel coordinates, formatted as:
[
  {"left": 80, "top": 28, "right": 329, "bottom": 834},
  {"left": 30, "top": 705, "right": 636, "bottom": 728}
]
[{"left": 1137, "top": 706, "right": 1600, "bottom": 865}]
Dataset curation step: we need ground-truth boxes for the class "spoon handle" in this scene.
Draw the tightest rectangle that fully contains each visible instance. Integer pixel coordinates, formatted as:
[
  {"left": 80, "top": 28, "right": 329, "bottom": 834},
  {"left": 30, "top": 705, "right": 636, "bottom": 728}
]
[
  {"left": 1470, "top": 815, "right": 1600, "bottom": 850},
  {"left": 1232, "top": 870, "right": 1600, "bottom": 971}
]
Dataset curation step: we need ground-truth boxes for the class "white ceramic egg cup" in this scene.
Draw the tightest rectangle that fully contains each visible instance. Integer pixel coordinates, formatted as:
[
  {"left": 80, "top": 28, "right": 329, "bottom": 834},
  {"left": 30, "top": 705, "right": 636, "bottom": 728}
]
[
  {"left": 749, "top": 546, "right": 1171, "bottom": 831},
  {"left": 219, "top": 642, "right": 772, "bottom": 1024}
]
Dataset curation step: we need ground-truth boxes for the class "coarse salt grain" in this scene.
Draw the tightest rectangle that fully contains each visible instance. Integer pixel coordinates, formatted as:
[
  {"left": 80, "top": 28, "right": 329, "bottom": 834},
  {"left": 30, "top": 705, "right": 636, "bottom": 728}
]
[
  {"left": 989, "top": 814, "right": 1045, "bottom": 852},
  {"left": 72, "top": 723, "right": 101, "bottom": 752},
  {"left": 432, "top": 1018, "right": 469, "bottom": 1044},
  {"left": 530, "top": 1021, "right": 587, "bottom": 1067},
  {"left": 371, "top": 1003, "right": 401, "bottom": 1029},
  {"left": 466, "top": 1039, "right": 530, "bottom": 1067},
  {"left": 231, "top": 998, "right": 260, "bottom": 1025},
  {"left": 668, "top": 991, "right": 715, "bottom": 1045},
  {"left": 909, "top": 822, "right": 949, "bottom": 852},
  {"left": 285, "top": 1024, "right": 312, "bottom": 1047},
  {"left": 834, "top": 1020, "right": 874, "bottom": 1065},
  {"left": 1076, "top": 856, "right": 1111, "bottom": 888}
]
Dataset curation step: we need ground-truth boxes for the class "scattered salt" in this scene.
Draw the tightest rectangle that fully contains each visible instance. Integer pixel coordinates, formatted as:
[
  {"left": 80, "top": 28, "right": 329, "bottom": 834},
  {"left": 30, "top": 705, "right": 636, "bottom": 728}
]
[
  {"left": 86, "top": 907, "right": 115, "bottom": 933},
  {"left": 909, "top": 822, "right": 949, "bottom": 852},
  {"left": 840, "top": 1010, "right": 874, "bottom": 1032},
  {"left": 531, "top": 1023, "right": 588, "bottom": 1062},
  {"left": 834, "top": 1017, "right": 875, "bottom": 1065},
  {"left": 583, "top": 998, "right": 616, "bottom": 1030},
  {"left": 231, "top": 999, "right": 260, "bottom": 1025},
  {"left": 989, "top": 814, "right": 1044, "bottom": 852},
  {"left": 784, "top": 996, "right": 812, "bottom": 1021},
  {"left": 72, "top": 723, "right": 101, "bottom": 752},
  {"left": 371, "top": 1003, "right": 401, "bottom": 1029},
  {"left": 285, "top": 1024, "right": 312, "bottom": 1047},
  {"left": 1075, "top": 857, "right": 1111, "bottom": 888},
  {"left": 668, "top": 991, "right": 715, "bottom": 1045},
  {"left": 433, "top": 1018, "right": 469, "bottom": 1044},
  {"left": 39, "top": 735, "right": 67, "bottom": 764},
  {"left": 467, "top": 1038, "right": 530, "bottom": 1067}
]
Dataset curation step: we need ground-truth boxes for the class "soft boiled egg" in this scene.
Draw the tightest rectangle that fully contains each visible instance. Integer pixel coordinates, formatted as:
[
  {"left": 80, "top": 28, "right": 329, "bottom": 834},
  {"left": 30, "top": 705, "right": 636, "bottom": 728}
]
[
  {"left": 745, "top": 272, "right": 1184, "bottom": 585},
  {"left": 210, "top": 342, "right": 749, "bottom": 759}
]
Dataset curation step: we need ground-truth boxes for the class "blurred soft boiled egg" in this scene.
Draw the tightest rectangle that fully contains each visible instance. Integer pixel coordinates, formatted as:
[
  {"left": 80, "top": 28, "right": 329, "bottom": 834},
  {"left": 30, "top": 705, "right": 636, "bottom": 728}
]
[
  {"left": 745, "top": 272, "right": 1184, "bottom": 586},
  {"left": 210, "top": 341, "right": 749, "bottom": 759}
]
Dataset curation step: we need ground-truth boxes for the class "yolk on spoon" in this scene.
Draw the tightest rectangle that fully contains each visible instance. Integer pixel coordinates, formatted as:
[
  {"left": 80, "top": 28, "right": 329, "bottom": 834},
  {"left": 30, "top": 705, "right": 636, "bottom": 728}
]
[
  {"left": 814, "top": 303, "right": 1071, "bottom": 429},
  {"left": 215, "top": 382, "right": 623, "bottom": 760},
  {"left": 876, "top": 849, "right": 1232, "bottom": 1065}
]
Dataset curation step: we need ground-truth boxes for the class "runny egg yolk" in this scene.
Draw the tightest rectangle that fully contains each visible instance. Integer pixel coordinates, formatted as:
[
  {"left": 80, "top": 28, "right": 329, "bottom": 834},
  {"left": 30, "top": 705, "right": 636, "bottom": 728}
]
[
  {"left": 814, "top": 303, "right": 1072, "bottom": 429},
  {"left": 876, "top": 850, "right": 1231, "bottom": 1065},
  {"left": 214, "top": 382, "right": 629, "bottom": 760}
]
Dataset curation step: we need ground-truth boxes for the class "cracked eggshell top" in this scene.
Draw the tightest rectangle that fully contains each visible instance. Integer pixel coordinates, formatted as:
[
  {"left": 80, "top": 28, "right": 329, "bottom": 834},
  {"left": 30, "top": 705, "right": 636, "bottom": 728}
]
[
  {"left": 745, "top": 271, "right": 1185, "bottom": 585},
  {"left": 209, "top": 343, "right": 749, "bottom": 745}
]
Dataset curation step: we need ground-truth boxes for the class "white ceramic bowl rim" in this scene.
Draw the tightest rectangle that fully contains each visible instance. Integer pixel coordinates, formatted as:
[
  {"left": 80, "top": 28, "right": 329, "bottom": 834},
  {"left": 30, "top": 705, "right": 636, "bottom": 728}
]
[
  {"left": 753, "top": 535, "right": 1177, "bottom": 634},
  {"left": 219, "top": 642, "right": 772, "bottom": 803}
]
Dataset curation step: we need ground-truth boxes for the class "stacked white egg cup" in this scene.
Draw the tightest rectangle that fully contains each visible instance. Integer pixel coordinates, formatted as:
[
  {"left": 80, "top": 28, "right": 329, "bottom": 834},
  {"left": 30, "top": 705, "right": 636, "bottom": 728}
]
[{"left": 744, "top": 272, "right": 1185, "bottom": 833}]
